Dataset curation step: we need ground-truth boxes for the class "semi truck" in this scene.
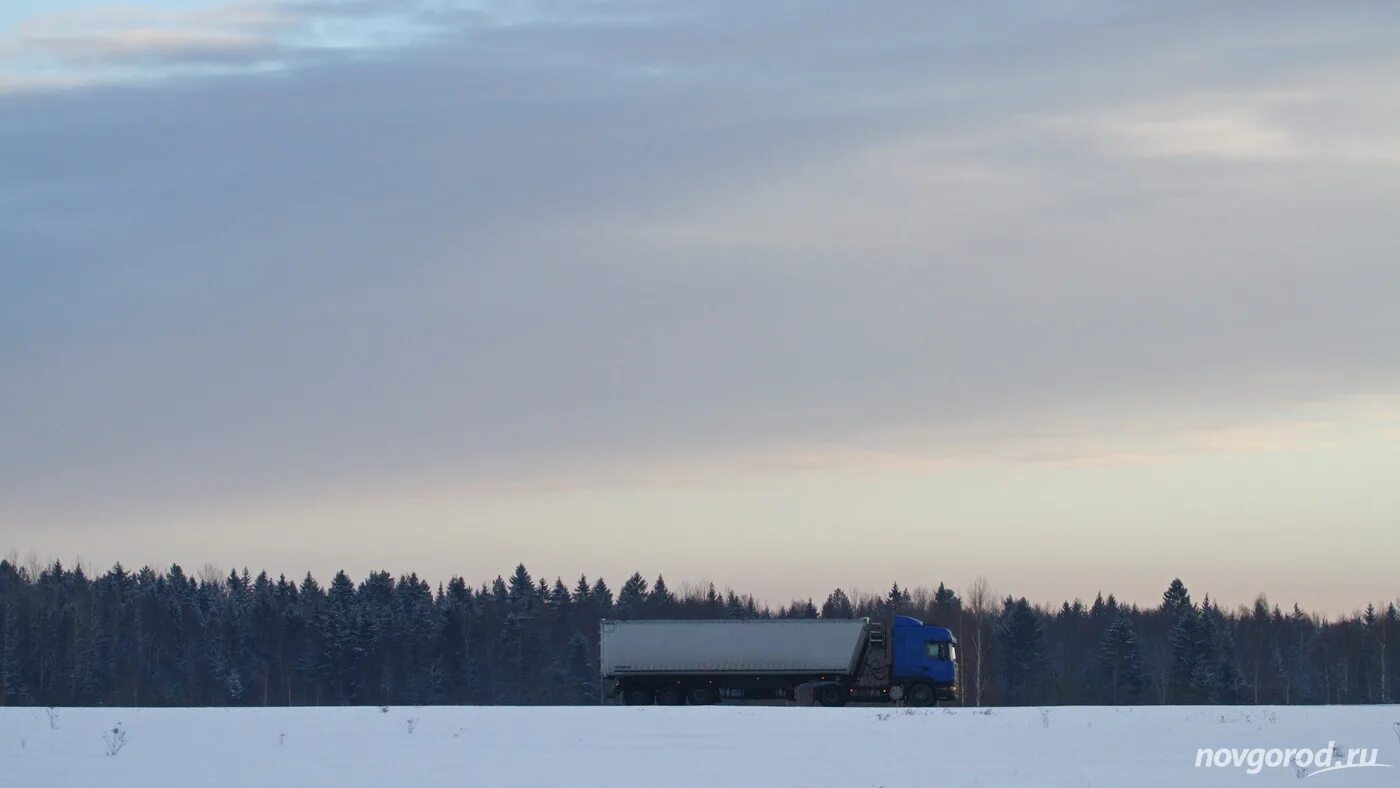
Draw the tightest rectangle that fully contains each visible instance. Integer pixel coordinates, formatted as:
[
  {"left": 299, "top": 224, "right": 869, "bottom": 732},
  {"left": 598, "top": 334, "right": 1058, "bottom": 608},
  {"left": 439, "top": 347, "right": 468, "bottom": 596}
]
[{"left": 600, "top": 615, "right": 956, "bottom": 707}]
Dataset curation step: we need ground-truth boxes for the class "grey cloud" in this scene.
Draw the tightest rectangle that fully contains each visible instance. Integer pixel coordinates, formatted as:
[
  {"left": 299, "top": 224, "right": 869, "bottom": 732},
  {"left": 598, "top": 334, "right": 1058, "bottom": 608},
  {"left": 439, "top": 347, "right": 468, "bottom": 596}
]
[{"left": 2, "top": 0, "right": 1399, "bottom": 522}]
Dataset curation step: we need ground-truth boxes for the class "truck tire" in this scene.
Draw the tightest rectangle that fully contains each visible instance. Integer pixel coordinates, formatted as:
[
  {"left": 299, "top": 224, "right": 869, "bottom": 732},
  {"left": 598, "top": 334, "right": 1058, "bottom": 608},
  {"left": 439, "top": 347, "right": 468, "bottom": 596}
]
[
  {"left": 623, "top": 687, "right": 655, "bottom": 706},
  {"left": 905, "top": 682, "right": 937, "bottom": 707},
  {"left": 815, "top": 684, "right": 847, "bottom": 707},
  {"left": 687, "top": 685, "right": 721, "bottom": 705},
  {"left": 656, "top": 685, "right": 685, "bottom": 705}
]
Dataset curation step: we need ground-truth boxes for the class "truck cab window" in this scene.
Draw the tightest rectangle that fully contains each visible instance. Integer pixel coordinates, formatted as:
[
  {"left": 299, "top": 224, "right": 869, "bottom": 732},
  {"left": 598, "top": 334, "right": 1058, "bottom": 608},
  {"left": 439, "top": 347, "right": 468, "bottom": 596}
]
[{"left": 925, "top": 641, "right": 948, "bottom": 660}]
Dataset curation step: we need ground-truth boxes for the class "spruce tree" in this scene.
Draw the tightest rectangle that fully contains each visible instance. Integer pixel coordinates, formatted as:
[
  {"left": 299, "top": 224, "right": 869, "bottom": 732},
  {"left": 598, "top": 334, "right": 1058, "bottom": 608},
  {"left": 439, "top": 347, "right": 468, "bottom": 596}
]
[
  {"left": 703, "top": 583, "right": 724, "bottom": 618},
  {"left": 1161, "top": 579, "right": 1192, "bottom": 621},
  {"left": 1094, "top": 617, "right": 1145, "bottom": 704},
  {"left": 0, "top": 560, "right": 26, "bottom": 705},
  {"left": 0, "top": 559, "right": 1385, "bottom": 710},
  {"left": 589, "top": 578, "right": 613, "bottom": 615},
  {"left": 932, "top": 583, "right": 960, "bottom": 625},
  {"left": 616, "top": 573, "right": 648, "bottom": 619},
  {"left": 821, "top": 588, "right": 854, "bottom": 619},
  {"left": 549, "top": 579, "right": 571, "bottom": 611},
  {"left": 887, "top": 583, "right": 911, "bottom": 614},
  {"left": 997, "top": 597, "right": 1048, "bottom": 705},
  {"left": 648, "top": 576, "right": 675, "bottom": 617},
  {"left": 507, "top": 564, "right": 536, "bottom": 612},
  {"left": 322, "top": 570, "right": 361, "bottom": 705}
]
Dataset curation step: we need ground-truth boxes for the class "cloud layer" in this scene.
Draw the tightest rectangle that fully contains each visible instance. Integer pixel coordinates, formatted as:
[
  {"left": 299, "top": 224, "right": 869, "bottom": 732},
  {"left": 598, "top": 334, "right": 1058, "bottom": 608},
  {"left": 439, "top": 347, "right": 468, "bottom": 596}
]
[{"left": 3, "top": 0, "right": 1398, "bottom": 606}]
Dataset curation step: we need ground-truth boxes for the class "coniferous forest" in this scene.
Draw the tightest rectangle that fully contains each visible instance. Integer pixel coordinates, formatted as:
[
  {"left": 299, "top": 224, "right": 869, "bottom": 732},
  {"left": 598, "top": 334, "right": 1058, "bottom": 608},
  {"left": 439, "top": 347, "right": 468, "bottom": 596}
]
[{"left": 0, "top": 559, "right": 1395, "bottom": 708}]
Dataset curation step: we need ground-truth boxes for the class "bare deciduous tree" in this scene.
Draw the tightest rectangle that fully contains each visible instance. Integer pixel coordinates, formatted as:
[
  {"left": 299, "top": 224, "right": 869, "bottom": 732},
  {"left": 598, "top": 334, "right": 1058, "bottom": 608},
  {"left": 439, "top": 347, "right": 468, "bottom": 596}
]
[{"left": 964, "top": 576, "right": 995, "bottom": 707}]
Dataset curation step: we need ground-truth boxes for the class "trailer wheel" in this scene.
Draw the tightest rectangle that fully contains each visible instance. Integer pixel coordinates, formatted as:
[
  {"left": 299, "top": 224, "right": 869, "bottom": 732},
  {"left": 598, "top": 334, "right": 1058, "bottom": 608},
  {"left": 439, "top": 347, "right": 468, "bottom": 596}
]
[
  {"left": 623, "top": 687, "right": 655, "bottom": 706},
  {"left": 905, "top": 682, "right": 937, "bottom": 707},
  {"left": 687, "top": 685, "right": 721, "bottom": 705},
  {"left": 815, "top": 684, "right": 847, "bottom": 707},
  {"left": 655, "top": 685, "right": 685, "bottom": 706}
]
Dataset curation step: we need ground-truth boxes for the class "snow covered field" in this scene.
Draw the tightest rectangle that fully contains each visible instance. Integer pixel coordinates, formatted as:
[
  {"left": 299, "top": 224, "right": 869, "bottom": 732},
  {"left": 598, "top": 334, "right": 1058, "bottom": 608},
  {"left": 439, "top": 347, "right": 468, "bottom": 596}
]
[{"left": 2, "top": 704, "right": 1397, "bottom": 786}]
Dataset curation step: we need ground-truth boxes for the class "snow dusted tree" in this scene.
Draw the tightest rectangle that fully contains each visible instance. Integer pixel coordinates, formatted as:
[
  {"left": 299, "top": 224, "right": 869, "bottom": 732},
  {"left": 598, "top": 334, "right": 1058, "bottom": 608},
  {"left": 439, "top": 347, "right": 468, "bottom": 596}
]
[
  {"left": 506, "top": 565, "right": 537, "bottom": 613},
  {"left": 0, "top": 560, "right": 1388, "bottom": 709},
  {"left": 0, "top": 560, "right": 23, "bottom": 705},
  {"left": 1166, "top": 599, "right": 1238, "bottom": 705},
  {"left": 321, "top": 570, "right": 362, "bottom": 705},
  {"left": 1093, "top": 617, "right": 1146, "bottom": 704},
  {"left": 437, "top": 576, "right": 475, "bottom": 704},
  {"left": 1203, "top": 601, "right": 1243, "bottom": 704},
  {"left": 997, "top": 596, "right": 1048, "bottom": 705}
]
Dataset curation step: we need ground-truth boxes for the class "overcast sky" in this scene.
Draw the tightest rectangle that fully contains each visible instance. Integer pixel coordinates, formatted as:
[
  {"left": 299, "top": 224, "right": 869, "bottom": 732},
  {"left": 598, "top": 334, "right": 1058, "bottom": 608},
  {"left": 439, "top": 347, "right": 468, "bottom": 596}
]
[{"left": 3, "top": 0, "right": 1398, "bottom": 612}]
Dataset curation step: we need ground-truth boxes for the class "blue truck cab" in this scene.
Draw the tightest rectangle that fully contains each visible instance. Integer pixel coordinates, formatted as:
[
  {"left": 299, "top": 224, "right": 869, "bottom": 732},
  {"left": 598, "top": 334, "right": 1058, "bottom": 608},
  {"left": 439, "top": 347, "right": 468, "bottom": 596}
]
[{"left": 890, "top": 615, "right": 958, "bottom": 701}]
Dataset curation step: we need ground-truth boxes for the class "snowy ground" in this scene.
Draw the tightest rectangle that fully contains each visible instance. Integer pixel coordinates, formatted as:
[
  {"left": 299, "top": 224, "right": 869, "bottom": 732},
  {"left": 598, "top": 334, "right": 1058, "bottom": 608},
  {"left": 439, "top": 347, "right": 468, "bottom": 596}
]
[{"left": 1, "top": 704, "right": 1397, "bottom": 786}]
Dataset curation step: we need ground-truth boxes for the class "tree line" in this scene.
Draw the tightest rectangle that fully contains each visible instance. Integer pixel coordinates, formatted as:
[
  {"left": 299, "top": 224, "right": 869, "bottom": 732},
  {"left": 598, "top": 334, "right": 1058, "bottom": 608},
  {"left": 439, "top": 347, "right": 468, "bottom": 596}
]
[{"left": 0, "top": 559, "right": 1394, "bottom": 707}]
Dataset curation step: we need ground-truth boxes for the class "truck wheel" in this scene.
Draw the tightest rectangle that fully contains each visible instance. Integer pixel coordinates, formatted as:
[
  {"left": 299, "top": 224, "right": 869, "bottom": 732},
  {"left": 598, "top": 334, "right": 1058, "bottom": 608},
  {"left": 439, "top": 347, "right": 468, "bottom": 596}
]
[
  {"left": 655, "top": 686, "right": 685, "bottom": 706},
  {"left": 623, "top": 687, "right": 655, "bottom": 706},
  {"left": 687, "top": 686, "right": 720, "bottom": 705},
  {"left": 905, "top": 682, "right": 936, "bottom": 707},
  {"left": 815, "top": 684, "right": 847, "bottom": 707}
]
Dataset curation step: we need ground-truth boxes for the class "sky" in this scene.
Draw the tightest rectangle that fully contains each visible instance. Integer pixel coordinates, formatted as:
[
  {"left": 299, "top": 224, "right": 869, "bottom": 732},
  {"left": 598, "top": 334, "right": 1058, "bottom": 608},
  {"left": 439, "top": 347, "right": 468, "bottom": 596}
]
[{"left": 3, "top": 1, "right": 1399, "bottom": 614}]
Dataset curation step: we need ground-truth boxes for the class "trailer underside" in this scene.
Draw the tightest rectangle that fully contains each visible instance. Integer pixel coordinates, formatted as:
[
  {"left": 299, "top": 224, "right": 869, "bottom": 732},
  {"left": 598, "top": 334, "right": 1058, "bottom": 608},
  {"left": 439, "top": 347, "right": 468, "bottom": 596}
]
[{"left": 608, "top": 673, "right": 953, "bottom": 707}]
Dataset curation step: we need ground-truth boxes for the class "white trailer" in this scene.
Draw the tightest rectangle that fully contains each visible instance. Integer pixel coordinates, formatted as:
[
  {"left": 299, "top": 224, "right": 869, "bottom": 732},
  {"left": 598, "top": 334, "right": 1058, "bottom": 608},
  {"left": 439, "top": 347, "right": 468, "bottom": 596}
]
[
  {"left": 600, "top": 616, "right": 959, "bottom": 707},
  {"left": 601, "top": 618, "right": 869, "bottom": 676}
]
